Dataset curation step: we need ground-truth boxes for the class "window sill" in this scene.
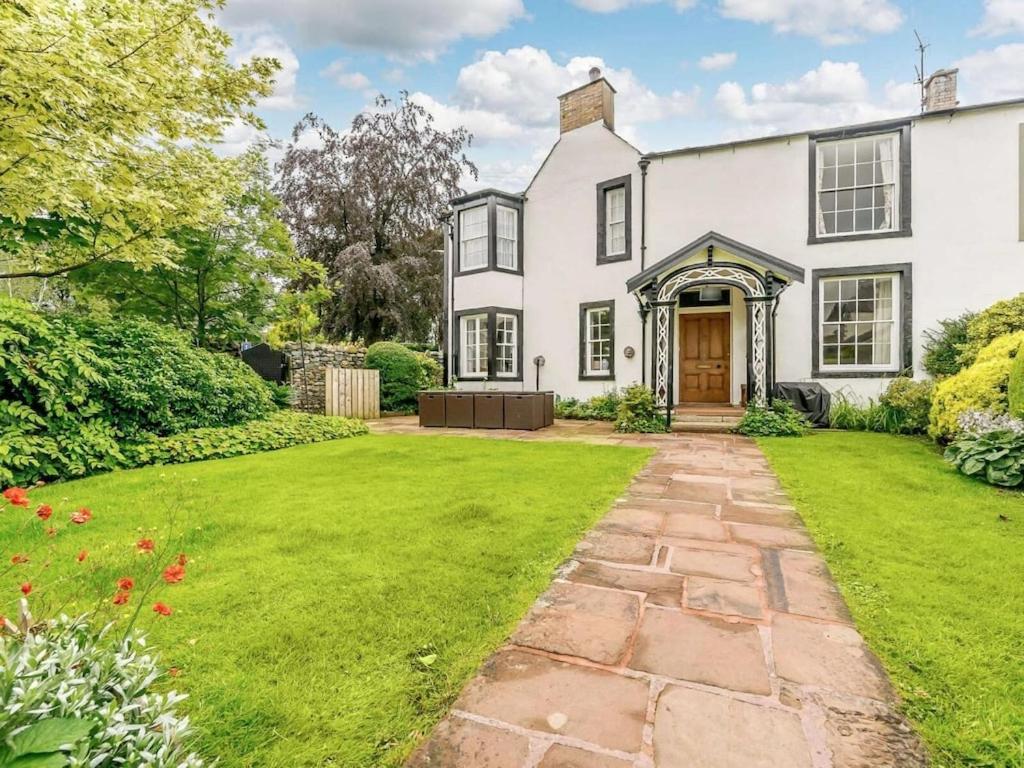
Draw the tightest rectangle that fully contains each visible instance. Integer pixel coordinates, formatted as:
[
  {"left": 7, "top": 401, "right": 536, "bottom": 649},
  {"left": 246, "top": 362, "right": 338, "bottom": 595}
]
[
  {"left": 812, "top": 369, "right": 901, "bottom": 379},
  {"left": 807, "top": 228, "right": 912, "bottom": 245},
  {"left": 579, "top": 374, "right": 616, "bottom": 381},
  {"left": 597, "top": 251, "right": 631, "bottom": 265}
]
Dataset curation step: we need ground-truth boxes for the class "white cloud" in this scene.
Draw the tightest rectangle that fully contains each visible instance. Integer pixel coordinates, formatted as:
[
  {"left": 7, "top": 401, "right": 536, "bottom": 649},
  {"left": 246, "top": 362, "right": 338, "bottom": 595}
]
[
  {"left": 956, "top": 44, "right": 1024, "bottom": 103},
  {"left": 321, "top": 60, "right": 372, "bottom": 91},
  {"left": 408, "top": 92, "right": 527, "bottom": 144},
  {"left": 714, "top": 60, "right": 917, "bottom": 135},
  {"left": 219, "top": 0, "right": 525, "bottom": 59},
  {"left": 231, "top": 29, "right": 301, "bottom": 110},
  {"left": 717, "top": 0, "right": 903, "bottom": 44},
  {"left": 569, "top": 0, "right": 696, "bottom": 11},
  {"left": 698, "top": 51, "right": 737, "bottom": 71},
  {"left": 971, "top": 0, "right": 1024, "bottom": 36},
  {"left": 216, "top": 119, "right": 265, "bottom": 156},
  {"left": 450, "top": 46, "right": 699, "bottom": 134}
]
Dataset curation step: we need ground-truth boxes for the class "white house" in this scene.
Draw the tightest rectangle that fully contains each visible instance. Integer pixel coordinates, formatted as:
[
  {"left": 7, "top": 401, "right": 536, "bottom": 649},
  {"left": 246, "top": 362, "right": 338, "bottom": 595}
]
[{"left": 443, "top": 67, "right": 1024, "bottom": 422}]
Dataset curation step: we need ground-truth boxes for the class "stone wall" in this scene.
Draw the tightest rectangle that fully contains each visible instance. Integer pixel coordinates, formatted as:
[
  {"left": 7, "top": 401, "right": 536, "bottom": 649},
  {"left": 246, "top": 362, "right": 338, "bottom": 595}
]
[{"left": 283, "top": 342, "right": 366, "bottom": 414}]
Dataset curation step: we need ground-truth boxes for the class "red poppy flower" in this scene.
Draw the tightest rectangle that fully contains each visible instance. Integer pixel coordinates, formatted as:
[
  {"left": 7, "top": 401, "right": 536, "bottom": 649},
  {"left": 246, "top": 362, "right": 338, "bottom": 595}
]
[
  {"left": 168, "top": 667, "right": 180, "bottom": 678},
  {"left": 113, "top": 591, "right": 130, "bottom": 605},
  {"left": 19, "top": 582, "right": 31, "bottom": 596},
  {"left": 162, "top": 564, "right": 186, "bottom": 584},
  {"left": 70, "top": 508, "right": 92, "bottom": 524},
  {"left": 152, "top": 602, "right": 172, "bottom": 616},
  {"left": 76, "top": 549, "right": 88, "bottom": 563},
  {"left": 10, "top": 554, "right": 28, "bottom": 565},
  {"left": 35, "top": 504, "right": 53, "bottom": 521},
  {"left": 117, "top": 577, "right": 134, "bottom": 591},
  {"left": 137, "top": 538, "right": 155, "bottom": 553},
  {"left": 3, "top": 487, "right": 30, "bottom": 508},
  {"left": 176, "top": 553, "right": 188, "bottom": 566},
  {"left": 45, "top": 527, "right": 57, "bottom": 538}
]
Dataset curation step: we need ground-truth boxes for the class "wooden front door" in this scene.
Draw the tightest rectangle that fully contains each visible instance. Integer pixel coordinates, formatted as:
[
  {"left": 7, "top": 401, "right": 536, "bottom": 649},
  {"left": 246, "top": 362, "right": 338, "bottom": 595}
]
[{"left": 680, "top": 312, "right": 731, "bottom": 404}]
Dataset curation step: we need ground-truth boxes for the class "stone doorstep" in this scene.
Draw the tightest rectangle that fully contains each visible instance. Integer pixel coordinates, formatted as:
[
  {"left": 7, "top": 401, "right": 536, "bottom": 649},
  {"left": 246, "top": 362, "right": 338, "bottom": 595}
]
[{"left": 510, "top": 582, "right": 641, "bottom": 666}]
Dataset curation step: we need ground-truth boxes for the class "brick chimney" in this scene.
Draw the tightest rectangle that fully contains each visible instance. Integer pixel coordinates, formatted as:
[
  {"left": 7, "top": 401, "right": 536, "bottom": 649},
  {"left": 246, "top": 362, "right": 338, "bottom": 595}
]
[
  {"left": 558, "top": 67, "right": 616, "bottom": 134},
  {"left": 923, "top": 68, "right": 959, "bottom": 112}
]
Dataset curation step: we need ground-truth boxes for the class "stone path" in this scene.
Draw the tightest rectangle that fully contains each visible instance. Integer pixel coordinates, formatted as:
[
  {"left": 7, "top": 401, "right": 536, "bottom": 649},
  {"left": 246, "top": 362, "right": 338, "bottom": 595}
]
[{"left": 403, "top": 429, "right": 927, "bottom": 768}]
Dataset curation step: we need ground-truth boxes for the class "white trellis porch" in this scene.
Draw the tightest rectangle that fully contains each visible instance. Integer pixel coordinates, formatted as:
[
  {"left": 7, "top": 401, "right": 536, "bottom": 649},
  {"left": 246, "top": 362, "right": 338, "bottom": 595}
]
[{"left": 625, "top": 231, "right": 804, "bottom": 420}]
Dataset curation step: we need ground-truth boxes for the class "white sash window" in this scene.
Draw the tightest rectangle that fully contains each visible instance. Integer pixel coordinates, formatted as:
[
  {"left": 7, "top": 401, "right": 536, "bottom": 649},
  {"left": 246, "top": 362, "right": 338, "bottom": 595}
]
[{"left": 816, "top": 133, "right": 898, "bottom": 237}]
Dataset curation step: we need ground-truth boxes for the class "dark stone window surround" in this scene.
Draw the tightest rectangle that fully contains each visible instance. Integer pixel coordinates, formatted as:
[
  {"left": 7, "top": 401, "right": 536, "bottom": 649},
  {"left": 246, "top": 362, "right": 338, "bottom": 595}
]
[
  {"left": 596, "top": 175, "right": 632, "bottom": 265},
  {"left": 811, "top": 263, "right": 913, "bottom": 379},
  {"left": 453, "top": 191, "right": 524, "bottom": 277},
  {"left": 452, "top": 306, "right": 524, "bottom": 382},
  {"left": 579, "top": 300, "right": 616, "bottom": 381},
  {"left": 807, "top": 120, "right": 912, "bottom": 245}
]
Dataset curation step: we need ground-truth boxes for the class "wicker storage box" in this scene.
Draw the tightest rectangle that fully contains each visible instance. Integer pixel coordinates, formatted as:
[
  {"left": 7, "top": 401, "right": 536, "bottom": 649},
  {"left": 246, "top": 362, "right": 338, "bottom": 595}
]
[{"left": 444, "top": 392, "right": 475, "bottom": 428}]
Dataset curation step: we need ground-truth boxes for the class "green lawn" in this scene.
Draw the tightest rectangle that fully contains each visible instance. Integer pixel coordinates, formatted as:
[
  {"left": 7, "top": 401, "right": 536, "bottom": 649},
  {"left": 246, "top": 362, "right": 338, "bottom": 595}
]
[
  {"left": 2, "top": 435, "right": 651, "bottom": 768},
  {"left": 758, "top": 431, "right": 1024, "bottom": 768}
]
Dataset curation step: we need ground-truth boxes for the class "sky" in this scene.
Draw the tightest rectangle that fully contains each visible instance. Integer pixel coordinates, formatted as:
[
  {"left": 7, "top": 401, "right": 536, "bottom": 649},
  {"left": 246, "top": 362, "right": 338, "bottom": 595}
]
[{"left": 216, "top": 0, "right": 1024, "bottom": 191}]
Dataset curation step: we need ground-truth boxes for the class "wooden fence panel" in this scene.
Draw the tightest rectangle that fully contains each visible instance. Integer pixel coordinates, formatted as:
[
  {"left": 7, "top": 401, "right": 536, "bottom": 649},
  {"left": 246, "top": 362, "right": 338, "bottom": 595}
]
[{"left": 325, "top": 368, "right": 380, "bottom": 419}]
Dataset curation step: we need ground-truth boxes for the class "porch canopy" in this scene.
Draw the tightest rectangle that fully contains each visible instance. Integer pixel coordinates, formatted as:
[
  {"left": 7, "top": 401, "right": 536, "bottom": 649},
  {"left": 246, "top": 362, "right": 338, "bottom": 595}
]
[{"left": 626, "top": 231, "right": 804, "bottom": 410}]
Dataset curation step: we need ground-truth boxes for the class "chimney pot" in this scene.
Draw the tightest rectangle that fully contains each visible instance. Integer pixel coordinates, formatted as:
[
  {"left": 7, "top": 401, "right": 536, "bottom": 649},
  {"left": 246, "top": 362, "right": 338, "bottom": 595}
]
[
  {"left": 589, "top": 66, "right": 602, "bottom": 82},
  {"left": 923, "top": 68, "right": 959, "bottom": 112}
]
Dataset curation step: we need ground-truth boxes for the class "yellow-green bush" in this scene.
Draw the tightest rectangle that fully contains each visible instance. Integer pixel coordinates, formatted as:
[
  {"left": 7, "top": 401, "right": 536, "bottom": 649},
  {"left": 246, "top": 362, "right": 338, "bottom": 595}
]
[
  {"left": 959, "top": 293, "right": 1024, "bottom": 365},
  {"left": 1010, "top": 338, "right": 1024, "bottom": 419},
  {"left": 929, "top": 331, "right": 1024, "bottom": 441}
]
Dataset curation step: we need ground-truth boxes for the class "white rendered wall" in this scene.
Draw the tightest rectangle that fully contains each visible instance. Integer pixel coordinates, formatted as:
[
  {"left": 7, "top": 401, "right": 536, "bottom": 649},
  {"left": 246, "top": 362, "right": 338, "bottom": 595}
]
[{"left": 449, "top": 103, "right": 1024, "bottom": 402}]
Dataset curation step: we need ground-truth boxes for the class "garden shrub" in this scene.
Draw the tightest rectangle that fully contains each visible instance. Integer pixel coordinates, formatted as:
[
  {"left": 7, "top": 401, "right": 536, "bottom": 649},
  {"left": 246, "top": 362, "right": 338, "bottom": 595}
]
[
  {"left": 69, "top": 315, "right": 275, "bottom": 439},
  {"left": 364, "top": 341, "right": 424, "bottom": 412},
  {"left": 959, "top": 293, "right": 1024, "bottom": 366},
  {"left": 414, "top": 351, "right": 443, "bottom": 390},
  {"left": 0, "top": 617, "right": 205, "bottom": 767},
  {"left": 945, "top": 420, "right": 1024, "bottom": 488},
  {"left": 1010, "top": 338, "right": 1024, "bottom": 418},
  {"left": 922, "top": 312, "right": 974, "bottom": 377},
  {"left": 735, "top": 400, "right": 809, "bottom": 437},
  {"left": 124, "top": 411, "right": 368, "bottom": 466},
  {"left": 929, "top": 331, "right": 1024, "bottom": 441},
  {"left": 0, "top": 299, "right": 124, "bottom": 486},
  {"left": 614, "top": 384, "right": 667, "bottom": 433},
  {"left": 555, "top": 391, "right": 622, "bottom": 421},
  {"left": 878, "top": 377, "right": 933, "bottom": 434}
]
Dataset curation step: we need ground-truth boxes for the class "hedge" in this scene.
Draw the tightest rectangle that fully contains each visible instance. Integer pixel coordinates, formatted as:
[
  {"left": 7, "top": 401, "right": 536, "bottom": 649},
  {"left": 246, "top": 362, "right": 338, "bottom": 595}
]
[{"left": 123, "top": 411, "right": 368, "bottom": 467}]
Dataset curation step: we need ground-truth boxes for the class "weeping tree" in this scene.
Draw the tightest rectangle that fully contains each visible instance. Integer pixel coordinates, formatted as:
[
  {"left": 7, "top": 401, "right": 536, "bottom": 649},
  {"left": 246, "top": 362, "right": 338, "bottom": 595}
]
[{"left": 275, "top": 93, "right": 476, "bottom": 345}]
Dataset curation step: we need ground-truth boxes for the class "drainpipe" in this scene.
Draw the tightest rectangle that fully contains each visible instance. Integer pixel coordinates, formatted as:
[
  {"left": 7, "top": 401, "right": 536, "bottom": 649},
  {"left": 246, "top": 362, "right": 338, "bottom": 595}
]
[
  {"left": 638, "top": 157, "right": 651, "bottom": 385},
  {"left": 441, "top": 213, "right": 454, "bottom": 387}
]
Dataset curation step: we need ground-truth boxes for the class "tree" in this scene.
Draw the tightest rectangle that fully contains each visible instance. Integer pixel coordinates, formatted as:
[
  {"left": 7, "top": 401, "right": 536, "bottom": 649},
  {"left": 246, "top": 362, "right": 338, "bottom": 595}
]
[
  {"left": 0, "top": 0, "right": 277, "bottom": 280},
  {"left": 71, "top": 150, "right": 307, "bottom": 350},
  {"left": 275, "top": 94, "right": 476, "bottom": 345}
]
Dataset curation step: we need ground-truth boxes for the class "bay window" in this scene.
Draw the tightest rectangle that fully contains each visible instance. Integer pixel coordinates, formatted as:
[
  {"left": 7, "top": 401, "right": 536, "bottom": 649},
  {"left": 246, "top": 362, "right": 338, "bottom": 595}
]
[
  {"left": 452, "top": 192, "right": 523, "bottom": 275},
  {"left": 454, "top": 307, "right": 523, "bottom": 381}
]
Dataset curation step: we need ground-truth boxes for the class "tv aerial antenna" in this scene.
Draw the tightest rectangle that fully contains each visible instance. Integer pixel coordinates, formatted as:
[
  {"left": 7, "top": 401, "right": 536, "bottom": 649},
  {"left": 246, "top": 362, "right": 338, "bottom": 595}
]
[{"left": 914, "top": 30, "right": 930, "bottom": 114}]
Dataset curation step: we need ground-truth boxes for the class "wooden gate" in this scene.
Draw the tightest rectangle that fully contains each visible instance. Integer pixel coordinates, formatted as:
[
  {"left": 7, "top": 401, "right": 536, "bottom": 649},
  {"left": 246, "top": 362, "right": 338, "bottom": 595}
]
[{"left": 325, "top": 368, "right": 380, "bottom": 419}]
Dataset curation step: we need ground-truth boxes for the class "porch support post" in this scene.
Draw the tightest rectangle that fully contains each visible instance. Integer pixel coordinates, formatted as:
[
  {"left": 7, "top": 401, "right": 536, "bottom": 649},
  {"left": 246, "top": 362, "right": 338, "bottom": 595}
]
[
  {"left": 651, "top": 300, "right": 675, "bottom": 417},
  {"left": 744, "top": 295, "right": 771, "bottom": 404}
]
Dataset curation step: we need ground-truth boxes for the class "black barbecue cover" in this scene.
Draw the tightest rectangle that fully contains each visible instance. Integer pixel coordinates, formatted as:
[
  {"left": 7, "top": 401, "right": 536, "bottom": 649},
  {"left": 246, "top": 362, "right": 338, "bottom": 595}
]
[{"left": 773, "top": 382, "right": 831, "bottom": 427}]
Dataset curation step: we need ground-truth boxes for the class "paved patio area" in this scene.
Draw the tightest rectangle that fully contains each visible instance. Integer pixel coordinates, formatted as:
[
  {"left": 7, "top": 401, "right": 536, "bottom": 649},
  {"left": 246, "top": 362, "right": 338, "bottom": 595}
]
[{"left": 380, "top": 419, "right": 926, "bottom": 768}]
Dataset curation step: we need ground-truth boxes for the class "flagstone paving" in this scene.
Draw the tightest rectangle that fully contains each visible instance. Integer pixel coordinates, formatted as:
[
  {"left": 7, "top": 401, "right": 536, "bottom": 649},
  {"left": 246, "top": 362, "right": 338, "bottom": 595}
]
[{"left": 380, "top": 419, "right": 927, "bottom": 768}]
